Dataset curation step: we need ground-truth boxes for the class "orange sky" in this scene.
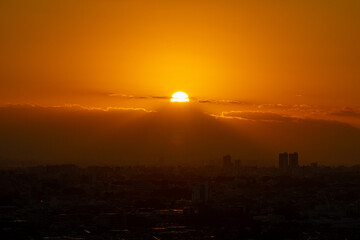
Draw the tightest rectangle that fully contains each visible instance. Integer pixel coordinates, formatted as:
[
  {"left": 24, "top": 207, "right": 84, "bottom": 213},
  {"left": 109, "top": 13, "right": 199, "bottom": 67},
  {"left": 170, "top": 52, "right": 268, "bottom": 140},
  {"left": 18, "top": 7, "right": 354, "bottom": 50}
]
[{"left": 1, "top": 0, "right": 360, "bottom": 127}]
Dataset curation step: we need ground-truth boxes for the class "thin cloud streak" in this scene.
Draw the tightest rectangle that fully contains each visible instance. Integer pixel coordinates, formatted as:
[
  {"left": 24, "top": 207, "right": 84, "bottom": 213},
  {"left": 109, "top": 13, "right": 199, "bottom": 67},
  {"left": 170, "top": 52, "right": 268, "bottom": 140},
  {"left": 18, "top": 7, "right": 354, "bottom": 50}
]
[
  {"left": 106, "top": 92, "right": 248, "bottom": 105},
  {"left": 329, "top": 107, "right": 360, "bottom": 117},
  {"left": 2, "top": 104, "right": 154, "bottom": 113}
]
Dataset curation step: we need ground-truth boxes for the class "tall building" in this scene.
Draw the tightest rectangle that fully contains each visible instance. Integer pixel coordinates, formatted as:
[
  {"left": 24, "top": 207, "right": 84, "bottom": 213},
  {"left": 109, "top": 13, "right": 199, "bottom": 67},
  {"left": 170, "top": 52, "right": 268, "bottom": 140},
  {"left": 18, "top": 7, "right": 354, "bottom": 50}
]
[
  {"left": 311, "top": 162, "right": 318, "bottom": 168},
  {"left": 289, "top": 152, "right": 299, "bottom": 168},
  {"left": 279, "top": 152, "right": 289, "bottom": 170},
  {"left": 234, "top": 159, "right": 241, "bottom": 169},
  {"left": 223, "top": 155, "right": 232, "bottom": 169},
  {"left": 234, "top": 159, "right": 242, "bottom": 175}
]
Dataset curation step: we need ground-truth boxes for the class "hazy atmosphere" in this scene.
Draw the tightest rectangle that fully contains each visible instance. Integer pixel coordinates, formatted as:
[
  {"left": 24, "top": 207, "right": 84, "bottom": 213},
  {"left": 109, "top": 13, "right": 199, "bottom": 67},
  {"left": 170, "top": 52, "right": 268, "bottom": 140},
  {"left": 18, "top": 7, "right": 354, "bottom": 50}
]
[
  {"left": 1, "top": 104, "right": 359, "bottom": 167},
  {"left": 1, "top": 1, "right": 360, "bottom": 167}
]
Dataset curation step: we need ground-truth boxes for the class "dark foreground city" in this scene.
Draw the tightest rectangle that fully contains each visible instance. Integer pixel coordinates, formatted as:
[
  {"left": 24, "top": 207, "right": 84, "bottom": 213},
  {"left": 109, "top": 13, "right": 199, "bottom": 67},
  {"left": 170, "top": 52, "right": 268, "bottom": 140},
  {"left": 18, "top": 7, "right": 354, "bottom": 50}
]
[{"left": 1, "top": 156, "right": 360, "bottom": 239}]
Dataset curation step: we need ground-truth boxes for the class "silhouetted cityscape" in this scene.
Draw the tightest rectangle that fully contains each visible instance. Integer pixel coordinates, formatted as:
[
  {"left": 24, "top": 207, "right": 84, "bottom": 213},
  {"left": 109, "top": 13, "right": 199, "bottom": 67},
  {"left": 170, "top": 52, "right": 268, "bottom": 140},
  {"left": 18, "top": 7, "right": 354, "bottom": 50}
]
[{"left": 2, "top": 154, "right": 360, "bottom": 239}]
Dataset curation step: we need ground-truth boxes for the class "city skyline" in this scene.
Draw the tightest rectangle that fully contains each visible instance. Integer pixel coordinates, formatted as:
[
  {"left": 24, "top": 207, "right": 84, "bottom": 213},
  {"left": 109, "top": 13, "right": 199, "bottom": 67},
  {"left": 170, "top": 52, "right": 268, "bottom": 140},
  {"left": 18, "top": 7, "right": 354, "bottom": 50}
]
[{"left": 1, "top": 1, "right": 360, "bottom": 238}]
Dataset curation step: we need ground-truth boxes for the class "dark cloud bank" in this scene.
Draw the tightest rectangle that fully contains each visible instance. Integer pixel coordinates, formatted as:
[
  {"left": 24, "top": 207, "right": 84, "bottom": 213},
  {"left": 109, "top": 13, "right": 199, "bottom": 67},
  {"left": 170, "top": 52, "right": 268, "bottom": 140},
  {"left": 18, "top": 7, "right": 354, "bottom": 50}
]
[{"left": 0, "top": 105, "right": 359, "bottom": 167}]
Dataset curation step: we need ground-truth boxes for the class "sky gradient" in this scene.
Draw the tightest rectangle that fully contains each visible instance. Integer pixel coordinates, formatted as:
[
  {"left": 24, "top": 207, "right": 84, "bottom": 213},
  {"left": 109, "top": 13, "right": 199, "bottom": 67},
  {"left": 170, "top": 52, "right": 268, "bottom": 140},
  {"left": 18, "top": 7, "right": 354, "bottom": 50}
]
[{"left": 1, "top": 1, "right": 360, "bottom": 166}]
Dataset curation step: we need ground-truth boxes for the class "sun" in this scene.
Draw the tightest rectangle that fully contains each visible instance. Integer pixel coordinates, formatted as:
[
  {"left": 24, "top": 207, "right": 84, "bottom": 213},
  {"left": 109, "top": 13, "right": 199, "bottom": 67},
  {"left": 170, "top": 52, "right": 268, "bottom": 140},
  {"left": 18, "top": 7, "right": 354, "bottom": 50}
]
[{"left": 171, "top": 92, "right": 190, "bottom": 102}]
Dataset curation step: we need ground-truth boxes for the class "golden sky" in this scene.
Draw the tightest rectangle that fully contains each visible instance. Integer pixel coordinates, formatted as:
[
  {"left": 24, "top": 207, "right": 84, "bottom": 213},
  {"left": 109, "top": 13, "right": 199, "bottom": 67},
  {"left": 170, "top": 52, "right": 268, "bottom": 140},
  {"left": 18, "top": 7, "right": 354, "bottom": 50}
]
[{"left": 1, "top": 0, "right": 360, "bottom": 126}]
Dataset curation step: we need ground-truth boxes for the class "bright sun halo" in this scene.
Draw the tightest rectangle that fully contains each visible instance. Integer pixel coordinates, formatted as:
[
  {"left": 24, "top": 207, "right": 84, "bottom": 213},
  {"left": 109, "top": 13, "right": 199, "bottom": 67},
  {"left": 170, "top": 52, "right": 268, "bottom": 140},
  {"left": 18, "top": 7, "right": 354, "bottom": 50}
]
[{"left": 171, "top": 92, "right": 189, "bottom": 103}]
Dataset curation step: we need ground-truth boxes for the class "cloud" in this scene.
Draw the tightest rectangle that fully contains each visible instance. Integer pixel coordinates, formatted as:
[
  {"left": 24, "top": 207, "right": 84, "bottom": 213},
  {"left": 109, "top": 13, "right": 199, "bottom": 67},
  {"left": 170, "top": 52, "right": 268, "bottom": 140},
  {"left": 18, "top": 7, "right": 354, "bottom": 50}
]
[
  {"left": 0, "top": 104, "right": 360, "bottom": 167},
  {"left": 106, "top": 93, "right": 171, "bottom": 100},
  {"left": 220, "top": 111, "right": 294, "bottom": 122},
  {"left": 107, "top": 93, "right": 150, "bottom": 99},
  {"left": 197, "top": 99, "right": 246, "bottom": 105},
  {"left": 256, "top": 103, "right": 320, "bottom": 112},
  {"left": 106, "top": 92, "right": 248, "bottom": 105},
  {"left": 151, "top": 96, "right": 171, "bottom": 100},
  {"left": 2, "top": 104, "right": 154, "bottom": 113},
  {"left": 330, "top": 107, "right": 360, "bottom": 117}
]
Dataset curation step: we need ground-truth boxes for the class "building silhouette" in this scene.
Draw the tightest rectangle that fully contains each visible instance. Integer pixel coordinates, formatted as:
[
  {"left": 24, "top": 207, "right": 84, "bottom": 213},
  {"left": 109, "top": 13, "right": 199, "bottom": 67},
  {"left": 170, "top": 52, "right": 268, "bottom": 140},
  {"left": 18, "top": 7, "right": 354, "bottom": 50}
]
[
  {"left": 222, "top": 155, "right": 232, "bottom": 169},
  {"left": 234, "top": 159, "right": 241, "bottom": 169},
  {"left": 279, "top": 152, "right": 289, "bottom": 170},
  {"left": 289, "top": 152, "right": 299, "bottom": 168},
  {"left": 279, "top": 152, "right": 299, "bottom": 171},
  {"left": 311, "top": 162, "right": 318, "bottom": 167}
]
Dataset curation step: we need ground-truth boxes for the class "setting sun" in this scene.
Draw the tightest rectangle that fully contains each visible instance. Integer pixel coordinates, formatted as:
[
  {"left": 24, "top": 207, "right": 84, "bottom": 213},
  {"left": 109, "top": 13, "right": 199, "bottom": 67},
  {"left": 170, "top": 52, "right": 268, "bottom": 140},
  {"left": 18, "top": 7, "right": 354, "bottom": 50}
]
[{"left": 171, "top": 92, "right": 190, "bottom": 103}]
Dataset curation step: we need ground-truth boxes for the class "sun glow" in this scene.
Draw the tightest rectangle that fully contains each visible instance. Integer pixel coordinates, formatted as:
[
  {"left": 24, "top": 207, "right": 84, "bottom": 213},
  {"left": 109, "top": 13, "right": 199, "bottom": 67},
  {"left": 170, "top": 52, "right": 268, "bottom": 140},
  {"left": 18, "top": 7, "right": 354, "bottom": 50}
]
[{"left": 171, "top": 92, "right": 190, "bottom": 103}]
